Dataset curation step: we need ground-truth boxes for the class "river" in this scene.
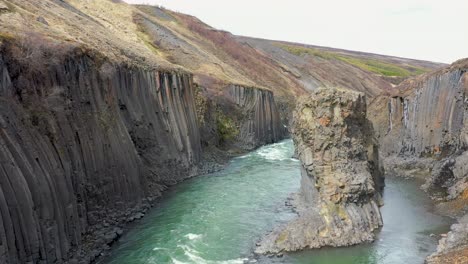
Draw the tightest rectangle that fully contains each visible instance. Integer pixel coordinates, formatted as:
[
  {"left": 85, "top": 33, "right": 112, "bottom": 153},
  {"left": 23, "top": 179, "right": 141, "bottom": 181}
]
[{"left": 101, "top": 140, "right": 450, "bottom": 264}]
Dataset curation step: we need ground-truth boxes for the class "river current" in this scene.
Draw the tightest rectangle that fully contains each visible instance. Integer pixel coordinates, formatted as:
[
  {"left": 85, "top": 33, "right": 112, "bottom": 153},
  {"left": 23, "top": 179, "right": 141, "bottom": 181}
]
[{"left": 102, "top": 140, "right": 450, "bottom": 264}]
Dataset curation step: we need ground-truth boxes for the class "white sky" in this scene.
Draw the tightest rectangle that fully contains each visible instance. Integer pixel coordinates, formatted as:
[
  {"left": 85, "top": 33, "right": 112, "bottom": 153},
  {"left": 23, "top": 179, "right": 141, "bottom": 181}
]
[{"left": 124, "top": 0, "right": 468, "bottom": 63}]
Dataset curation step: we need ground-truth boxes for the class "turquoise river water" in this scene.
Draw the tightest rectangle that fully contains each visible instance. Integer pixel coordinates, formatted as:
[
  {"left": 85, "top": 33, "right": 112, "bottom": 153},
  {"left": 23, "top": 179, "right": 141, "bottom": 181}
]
[{"left": 102, "top": 140, "right": 451, "bottom": 264}]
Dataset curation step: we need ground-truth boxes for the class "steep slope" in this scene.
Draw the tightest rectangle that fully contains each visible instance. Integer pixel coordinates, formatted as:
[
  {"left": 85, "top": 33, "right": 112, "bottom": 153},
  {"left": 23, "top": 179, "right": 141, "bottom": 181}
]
[
  {"left": 369, "top": 59, "right": 468, "bottom": 157},
  {"left": 132, "top": 5, "right": 444, "bottom": 99},
  {"left": 133, "top": 5, "right": 305, "bottom": 99},
  {"left": 0, "top": 44, "right": 203, "bottom": 263},
  {"left": 237, "top": 37, "right": 444, "bottom": 94}
]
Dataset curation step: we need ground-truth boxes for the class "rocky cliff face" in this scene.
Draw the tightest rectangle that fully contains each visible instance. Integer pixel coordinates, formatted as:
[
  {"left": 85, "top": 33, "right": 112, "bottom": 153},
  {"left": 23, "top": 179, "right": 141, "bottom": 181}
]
[
  {"left": 370, "top": 64, "right": 468, "bottom": 157},
  {"left": 369, "top": 59, "right": 468, "bottom": 263},
  {"left": 256, "top": 88, "right": 384, "bottom": 254},
  {"left": 0, "top": 46, "right": 204, "bottom": 263},
  {"left": 0, "top": 35, "right": 289, "bottom": 263},
  {"left": 369, "top": 60, "right": 468, "bottom": 195},
  {"left": 194, "top": 84, "right": 288, "bottom": 153},
  {"left": 224, "top": 84, "right": 287, "bottom": 150}
]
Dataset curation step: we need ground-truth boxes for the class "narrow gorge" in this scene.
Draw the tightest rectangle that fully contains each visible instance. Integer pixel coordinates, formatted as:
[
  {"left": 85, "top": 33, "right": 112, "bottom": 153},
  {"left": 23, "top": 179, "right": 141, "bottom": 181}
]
[{"left": 0, "top": 1, "right": 466, "bottom": 264}]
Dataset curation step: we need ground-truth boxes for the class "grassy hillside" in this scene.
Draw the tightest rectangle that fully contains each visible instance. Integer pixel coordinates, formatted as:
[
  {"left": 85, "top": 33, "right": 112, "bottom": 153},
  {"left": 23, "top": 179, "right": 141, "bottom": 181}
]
[
  {"left": 276, "top": 43, "right": 428, "bottom": 78},
  {"left": 0, "top": 0, "right": 444, "bottom": 99}
]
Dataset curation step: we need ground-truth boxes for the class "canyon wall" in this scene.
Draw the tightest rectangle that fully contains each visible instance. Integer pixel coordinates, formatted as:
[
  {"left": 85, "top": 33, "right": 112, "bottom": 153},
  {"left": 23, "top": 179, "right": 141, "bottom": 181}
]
[
  {"left": 0, "top": 49, "right": 204, "bottom": 263},
  {"left": 0, "top": 37, "right": 288, "bottom": 262},
  {"left": 370, "top": 64, "right": 468, "bottom": 157},
  {"left": 256, "top": 88, "right": 384, "bottom": 254},
  {"left": 224, "top": 84, "right": 288, "bottom": 150},
  {"left": 369, "top": 59, "right": 468, "bottom": 263},
  {"left": 195, "top": 84, "right": 288, "bottom": 153}
]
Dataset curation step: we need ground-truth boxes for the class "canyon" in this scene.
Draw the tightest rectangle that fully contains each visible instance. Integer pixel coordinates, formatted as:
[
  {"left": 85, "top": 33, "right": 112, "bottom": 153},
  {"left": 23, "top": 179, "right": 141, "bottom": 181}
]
[{"left": 0, "top": 0, "right": 465, "bottom": 263}]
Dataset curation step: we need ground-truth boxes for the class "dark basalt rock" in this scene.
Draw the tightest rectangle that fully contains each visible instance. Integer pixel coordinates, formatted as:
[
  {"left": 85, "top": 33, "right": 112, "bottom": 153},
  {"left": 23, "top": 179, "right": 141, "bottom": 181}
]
[
  {"left": 0, "top": 37, "right": 289, "bottom": 262},
  {"left": 0, "top": 51, "right": 202, "bottom": 263},
  {"left": 370, "top": 68, "right": 468, "bottom": 158},
  {"left": 224, "top": 84, "right": 288, "bottom": 150}
]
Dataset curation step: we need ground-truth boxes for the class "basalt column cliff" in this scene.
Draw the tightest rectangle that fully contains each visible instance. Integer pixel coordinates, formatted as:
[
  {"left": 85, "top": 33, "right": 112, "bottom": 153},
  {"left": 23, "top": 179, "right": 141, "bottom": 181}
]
[
  {"left": 0, "top": 44, "right": 205, "bottom": 262},
  {"left": 224, "top": 84, "right": 287, "bottom": 149},
  {"left": 0, "top": 27, "right": 290, "bottom": 263},
  {"left": 256, "top": 88, "right": 384, "bottom": 254},
  {"left": 369, "top": 59, "right": 468, "bottom": 263}
]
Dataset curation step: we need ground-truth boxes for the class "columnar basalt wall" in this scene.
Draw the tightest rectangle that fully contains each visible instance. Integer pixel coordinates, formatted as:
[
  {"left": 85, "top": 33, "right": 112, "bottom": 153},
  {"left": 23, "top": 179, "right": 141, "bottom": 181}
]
[
  {"left": 256, "top": 88, "right": 384, "bottom": 254},
  {"left": 0, "top": 51, "right": 201, "bottom": 263},
  {"left": 370, "top": 68, "right": 468, "bottom": 157},
  {"left": 369, "top": 60, "right": 468, "bottom": 263},
  {"left": 224, "top": 84, "right": 288, "bottom": 149}
]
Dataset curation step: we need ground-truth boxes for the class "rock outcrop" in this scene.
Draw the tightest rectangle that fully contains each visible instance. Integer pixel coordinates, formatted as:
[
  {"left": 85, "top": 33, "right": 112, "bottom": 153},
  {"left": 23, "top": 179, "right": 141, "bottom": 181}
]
[
  {"left": 427, "top": 214, "right": 468, "bottom": 264},
  {"left": 369, "top": 59, "right": 468, "bottom": 206},
  {"left": 256, "top": 88, "right": 384, "bottom": 254}
]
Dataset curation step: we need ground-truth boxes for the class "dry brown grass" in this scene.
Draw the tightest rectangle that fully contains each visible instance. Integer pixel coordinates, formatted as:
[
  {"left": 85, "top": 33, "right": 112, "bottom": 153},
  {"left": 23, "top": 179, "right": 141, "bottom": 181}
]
[
  {"left": 170, "top": 12, "right": 304, "bottom": 97},
  {"left": 7, "top": 32, "right": 74, "bottom": 71},
  {"left": 428, "top": 247, "right": 468, "bottom": 264},
  {"left": 0, "top": 0, "right": 179, "bottom": 71}
]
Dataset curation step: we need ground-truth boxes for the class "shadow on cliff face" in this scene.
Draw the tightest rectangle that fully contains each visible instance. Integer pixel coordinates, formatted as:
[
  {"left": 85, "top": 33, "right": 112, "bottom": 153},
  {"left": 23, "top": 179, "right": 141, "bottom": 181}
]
[
  {"left": 0, "top": 35, "right": 289, "bottom": 263},
  {"left": 195, "top": 83, "right": 289, "bottom": 153},
  {"left": 0, "top": 37, "right": 202, "bottom": 263}
]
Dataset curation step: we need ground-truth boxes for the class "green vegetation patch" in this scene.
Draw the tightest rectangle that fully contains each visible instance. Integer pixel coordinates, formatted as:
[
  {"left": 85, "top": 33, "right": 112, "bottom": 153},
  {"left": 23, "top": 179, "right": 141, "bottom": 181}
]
[
  {"left": 216, "top": 111, "right": 239, "bottom": 142},
  {"left": 276, "top": 43, "right": 428, "bottom": 77}
]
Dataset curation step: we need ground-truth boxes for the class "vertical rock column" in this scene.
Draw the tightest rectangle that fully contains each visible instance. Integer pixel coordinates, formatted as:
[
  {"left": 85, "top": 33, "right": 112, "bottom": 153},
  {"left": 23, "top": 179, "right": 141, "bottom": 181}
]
[
  {"left": 0, "top": 53, "right": 202, "bottom": 263},
  {"left": 224, "top": 84, "right": 287, "bottom": 149},
  {"left": 257, "top": 87, "right": 384, "bottom": 254}
]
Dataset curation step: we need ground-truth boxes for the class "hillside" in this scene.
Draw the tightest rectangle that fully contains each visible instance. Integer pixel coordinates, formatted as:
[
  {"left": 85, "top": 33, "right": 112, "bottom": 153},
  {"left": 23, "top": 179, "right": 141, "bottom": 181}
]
[
  {"left": 238, "top": 36, "right": 444, "bottom": 93},
  {"left": 0, "top": 0, "right": 444, "bottom": 101},
  {"left": 134, "top": 6, "right": 444, "bottom": 98}
]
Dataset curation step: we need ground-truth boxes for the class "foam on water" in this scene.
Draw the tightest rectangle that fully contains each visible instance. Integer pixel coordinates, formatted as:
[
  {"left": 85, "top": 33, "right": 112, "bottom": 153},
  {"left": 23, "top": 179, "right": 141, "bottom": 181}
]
[
  {"left": 255, "top": 141, "right": 291, "bottom": 161},
  {"left": 177, "top": 244, "right": 249, "bottom": 264},
  {"left": 152, "top": 247, "right": 166, "bottom": 251},
  {"left": 171, "top": 258, "right": 189, "bottom": 264},
  {"left": 184, "top": 233, "right": 202, "bottom": 240}
]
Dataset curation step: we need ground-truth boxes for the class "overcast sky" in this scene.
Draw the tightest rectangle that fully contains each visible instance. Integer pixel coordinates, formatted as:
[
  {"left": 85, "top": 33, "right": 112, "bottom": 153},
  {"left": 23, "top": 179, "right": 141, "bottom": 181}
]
[{"left": 124, "top": 0, "right": 468, "bottom": 63}]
